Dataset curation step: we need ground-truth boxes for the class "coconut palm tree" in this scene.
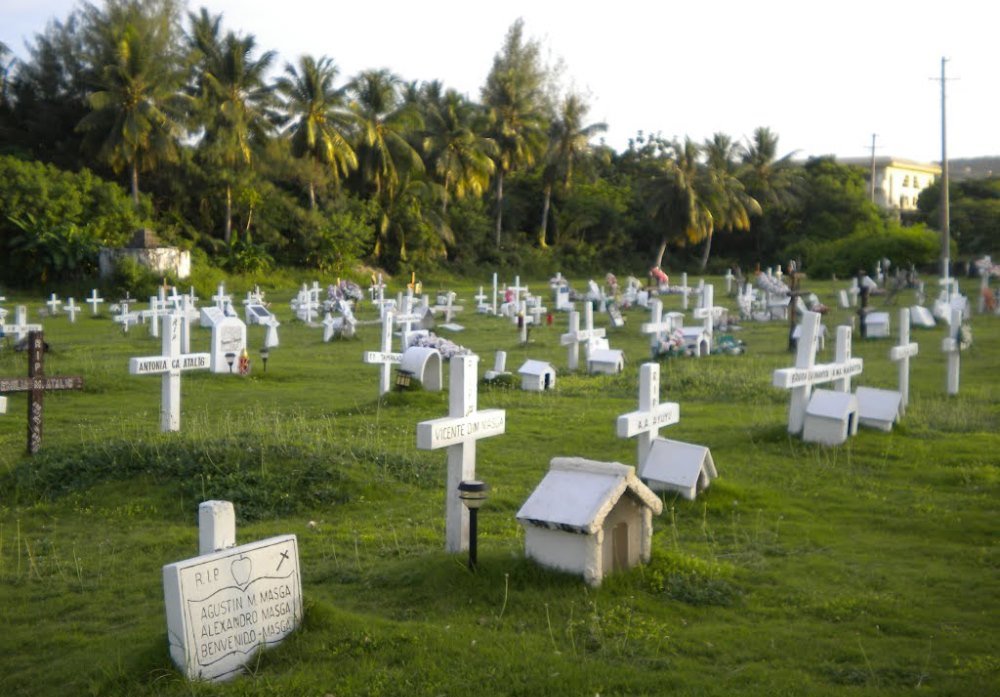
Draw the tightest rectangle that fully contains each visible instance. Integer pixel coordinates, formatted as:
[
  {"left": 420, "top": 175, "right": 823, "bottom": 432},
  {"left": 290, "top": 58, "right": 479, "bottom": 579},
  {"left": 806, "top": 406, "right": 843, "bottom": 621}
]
[
  {"left": 699, "top": 132, "right": 761, "bottom": 269},
  {"left": 537, "top": 93, "right": 606, "bottom": 247},
  {"left": 422, "top": 89, "right": 496, "bottom": 214},
  {"left": 191, "top": 29, "right": 276, "bottom": 244},
  {"left": 276, "top": 54, "right": 357, "bottom": 209},
  {"left": 644, "top": 137, "right": 713, "bottom": 269},
  {"left": 739, "top": 126, "right": 801, "bottom": 256},
  {"left": 75, "top": 2, "right": 186, "bottom": 209}
]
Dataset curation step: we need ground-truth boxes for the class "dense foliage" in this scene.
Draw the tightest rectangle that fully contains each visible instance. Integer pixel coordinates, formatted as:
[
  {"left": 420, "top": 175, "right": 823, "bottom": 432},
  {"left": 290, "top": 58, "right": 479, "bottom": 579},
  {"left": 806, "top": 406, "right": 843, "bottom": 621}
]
[{"left": 0, "top": 1, "right": 984, "bottom": 288}]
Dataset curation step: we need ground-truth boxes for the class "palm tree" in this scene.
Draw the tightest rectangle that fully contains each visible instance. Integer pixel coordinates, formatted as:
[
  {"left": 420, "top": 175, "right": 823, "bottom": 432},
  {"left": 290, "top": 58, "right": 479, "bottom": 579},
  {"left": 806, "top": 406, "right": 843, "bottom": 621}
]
[
  {"left": 699, "top": 132, "right": 760, "bottom": 269},
  {"left": 348, "top": 68, "right": 424, "bottom": 260},
  {"left": 739, "top": 126, "right": 801, "bottom": 256},
  {"left": 276, "top": 54, "right": 357, "bottom": 209},
  {"left": 191, "top": 28, "right": 275, "bottom": 244},
  {"left": 481, "top": 19, "right": 548, "bottom": 247},
  {"left": 644, "top": 137, "right": 713, "bottom": 269},
  {"left": 76, "top": 3, "right": 186, "bottom": 209},
  {"left": 538, "top": 93, "right": 606, "bottom": 247},
  {"left": 422, "top": 89, "right": 496, "bottom": 215}
]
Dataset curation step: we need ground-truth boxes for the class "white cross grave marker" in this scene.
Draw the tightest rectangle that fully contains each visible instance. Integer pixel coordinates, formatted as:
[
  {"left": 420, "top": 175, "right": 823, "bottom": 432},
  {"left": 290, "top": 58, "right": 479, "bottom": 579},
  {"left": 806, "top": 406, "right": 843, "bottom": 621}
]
[
  {"left": 692, "top": 283, "right": 716, "bottom": 349},
  {"left": 45, "top": 294, "right": 62, "bottom": 315},
  {"left": 616, "top": 362, "right": 680, "bottom": 466},
  {"left": 212, "top": 283, "right": 230, "bottom": 311},
  {"left": 889, "top": 308, "right": 919, "bottom": 414},
  {"left": 87, "top": 289, "right": 104, "bottom": 315},
  {"left": 416, "top": 354, "right": 505, "bottom": 552},
  {"left": 560, "top": 309, "right": 582, "bottom": 370},
  {"left": 6, "top": 305, "right": 43, "bottom": 343},
  {"left": 942, "top": 307, "right": 962, "bottom": 396},
  {"left": 64, "top": 298, "right": 79, "bottom": 323},
  {"left": 641, "top": 299, "right": 672, "bottom": 356},
  {"left": 680, "top": 273, "right": 691, "bottom": 310},
  {"left": 363, "top": 310, "right": 400, "bottom": 397},
  {"left": 772, "top": 311, "right": 864, "bottom": 434},
  {"left": 129, "top": 313, "right": 211, "bottom": 432},
  {"left": 492, "top": 272, "right": 498, "bottom": 316}
]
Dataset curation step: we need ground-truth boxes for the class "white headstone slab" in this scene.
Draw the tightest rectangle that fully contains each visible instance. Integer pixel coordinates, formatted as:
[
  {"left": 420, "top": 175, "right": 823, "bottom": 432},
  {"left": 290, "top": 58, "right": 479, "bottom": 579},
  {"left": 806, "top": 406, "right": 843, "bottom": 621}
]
[
  {"left": 616, "top": 363, "right": 680, "bottom": 466},
  {"left": 909, "top": 305, "right": 935, "bottom": 328},
  {"left": 199, "top": 500, "right": 236, "bottom": 555},
  {"left": 209, "top": 316, "right": 247, "bottom": 374},
  {"left": 0, "top": 396, "right": 7, "bottom": 414},
  {"left": 416, "top": 355, "right": 505, "bottom": 552},
  {"left": 163, "top": 534, "right": 302, "bottom": 682}
]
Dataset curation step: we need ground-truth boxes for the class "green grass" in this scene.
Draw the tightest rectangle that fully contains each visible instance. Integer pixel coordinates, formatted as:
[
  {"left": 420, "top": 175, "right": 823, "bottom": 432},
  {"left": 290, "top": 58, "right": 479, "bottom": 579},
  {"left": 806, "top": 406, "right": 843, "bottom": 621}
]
[{"left": 0, "top": 275, "right": 997, "bottom": 696}]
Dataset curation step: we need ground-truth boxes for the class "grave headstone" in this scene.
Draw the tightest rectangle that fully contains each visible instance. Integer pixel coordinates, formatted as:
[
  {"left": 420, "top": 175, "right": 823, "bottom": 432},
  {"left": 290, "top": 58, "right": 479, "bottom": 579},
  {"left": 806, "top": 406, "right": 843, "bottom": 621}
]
[
  {"left": 416, "top": 354, "right": 505, "bottom": 552},
  {"left": 0, "top": 331, "right": 83, "bottom": 453},
  {"left": 163, "top": 531, "right": 302, "bottom": 681},
  {"left": 201, "top": 307, "right": 247, "bottom": 374}
]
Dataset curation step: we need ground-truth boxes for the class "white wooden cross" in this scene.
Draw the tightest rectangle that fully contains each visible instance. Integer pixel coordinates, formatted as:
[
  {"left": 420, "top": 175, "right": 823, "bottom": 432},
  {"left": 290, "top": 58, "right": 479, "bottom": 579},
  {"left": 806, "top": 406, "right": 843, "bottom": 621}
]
[
  {"left": 6, "top": 306, "right": 43, "bottom": 343},
  {"left": 830, "top": 325, "right": 856, "bottom": 393},
  {"left": 129, "top": 313, "right": 211, "bottom": 432},
  {"left": 416, "top": 354, "right": 505, "bottom": 552},
  {"left": 518, "top": 300, "right": 529, "bottom": 344},
  {"left": 889, "top": 308, "right": 919, "bottom": 414},
  {"left": 560, "top": 309, "right": 583, "bottom": 370},
  {"left": 942, "top": 307, "right": 962, "bottom": 396},
  {"left": 363, "top": 310, "right": 400, "bottom": 397},
  {"left": 474, "top": 286, "right": 488, "bottom": 310},
  {"left": 616, "top": 362, "right": 680, "bottom": 467},
  {"left": 212, "top": 283, "right": 230, "bottom": 311},
  {"left": 641, "top": 299, "right": 672, "bottom": 355},
  {"left": 394, "top": 295, "right": 424, "bottom": 348},
  {"left": 679, "top": 272, "right": 691, "bottom": 310},
  {"left": 692, "top": 283, "right": 716, "bottom": 348},
  {"left": 113, "top": 296, "right": 139, "bottom": 334},
  {"left": 143, "top": 292, "right": 170, "bottom": 338},
  {"left": 772, "top": 311, "right": 864, "bottom": 434},
  {"left": 64, "top": 298, "right": 79, "bottom": 323},
  {"left": 45, "top": 293, "right": 62, "bottom": 315},
  {"left": 724, "top": 268, "right": 735, "bottom": 295},
  {"left": 491, "top": 272, "right": 498, "bottom": 316},
  {"left": 87, "top": 289, "right": 104, "bottom": 315}
]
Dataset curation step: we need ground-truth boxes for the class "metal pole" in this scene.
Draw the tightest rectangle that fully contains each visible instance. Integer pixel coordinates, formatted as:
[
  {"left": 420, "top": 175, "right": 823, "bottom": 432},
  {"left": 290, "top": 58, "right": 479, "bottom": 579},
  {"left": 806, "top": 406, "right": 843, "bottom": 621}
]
[
  {"left": 869, "top": 133, "right": 878, "bottom": 203},
  {"left": 940, "top": 57, "right": 950, "bottom": 280},
  {"left": 467, "top": 508, "right": 478, "bottom": 570}
]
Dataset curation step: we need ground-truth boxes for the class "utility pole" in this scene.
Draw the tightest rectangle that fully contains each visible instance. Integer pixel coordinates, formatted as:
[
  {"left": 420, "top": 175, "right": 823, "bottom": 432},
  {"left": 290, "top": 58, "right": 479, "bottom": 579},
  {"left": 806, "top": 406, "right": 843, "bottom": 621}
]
[
  {"left": 869, "top": 133, "right": 878, "bottom": 203},
  {"left": 935, "top": 57, "right": 951, "bottom": 280}
]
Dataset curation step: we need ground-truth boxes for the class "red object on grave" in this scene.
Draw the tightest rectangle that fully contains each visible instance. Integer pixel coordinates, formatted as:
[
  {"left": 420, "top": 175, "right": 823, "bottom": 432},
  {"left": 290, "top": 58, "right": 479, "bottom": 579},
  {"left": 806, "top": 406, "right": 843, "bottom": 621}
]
[
  {"left": 546, "top": 313, "right": 553, "bottom": 326},
  {"left": 238, "top": 348, "right": 250, "bottom": 376}
]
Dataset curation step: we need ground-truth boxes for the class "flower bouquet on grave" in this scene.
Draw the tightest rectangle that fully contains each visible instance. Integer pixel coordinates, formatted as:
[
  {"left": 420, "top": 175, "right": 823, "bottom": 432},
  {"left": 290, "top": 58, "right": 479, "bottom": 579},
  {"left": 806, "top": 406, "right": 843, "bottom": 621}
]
[
  {"left": 653, "top": 329, "right": 687, "bottom": 358},
  {"left": 712, "top": 334, "right": 746, "bottom": 356},
  {"left": 958, "top": 323, "right": 973, "bottom": 351},
  {"left": 755, "top": 273, "right": 790, "bottom": 296},
  {"left": 408, "top": 332, "right": 472, "bottom": 359}
]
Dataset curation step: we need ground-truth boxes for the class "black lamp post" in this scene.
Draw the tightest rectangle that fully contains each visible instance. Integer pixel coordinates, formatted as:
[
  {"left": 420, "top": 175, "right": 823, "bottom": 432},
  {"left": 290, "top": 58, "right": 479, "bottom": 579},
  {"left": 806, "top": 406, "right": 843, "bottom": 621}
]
[
  {"left": 259, "top": 347, "right": 270, "bottom": 373},
  {"left": 225, "top": 352, "right": 236, "bottom": 373},
  {"left": 457, "top": 480, "right": 489, "bottom": 570}
]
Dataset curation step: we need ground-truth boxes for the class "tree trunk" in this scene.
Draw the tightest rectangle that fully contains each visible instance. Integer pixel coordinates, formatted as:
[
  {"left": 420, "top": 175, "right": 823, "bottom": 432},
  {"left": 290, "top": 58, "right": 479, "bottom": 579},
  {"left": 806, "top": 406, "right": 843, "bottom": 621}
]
[
  {"left": 699, "top": 230, "right": 713, "bottom": 271},
  {"left": 224, "top": 184, "right": 233, "bottom": 246},
  {"left": 538, "top": 184, "right": 551, "bottom": 248},
  {"left": 654, "top": 238, "right": 668, "bottom": 270},
  {"left": 308, "top": 179, "right": 316, "bottom": 210},
  {"left": 131, "top": 161, "right": 140, "bottom": 210},
  {"left": 494, "top": 170, "right": 504, "bottom": 248}
]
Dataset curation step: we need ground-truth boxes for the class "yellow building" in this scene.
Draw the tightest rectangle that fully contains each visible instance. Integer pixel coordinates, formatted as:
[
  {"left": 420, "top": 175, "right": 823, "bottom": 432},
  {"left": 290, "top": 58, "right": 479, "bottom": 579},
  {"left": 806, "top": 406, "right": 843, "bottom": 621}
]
[{"left": 839, "top": 157, "right": 941, "bottom": 212}]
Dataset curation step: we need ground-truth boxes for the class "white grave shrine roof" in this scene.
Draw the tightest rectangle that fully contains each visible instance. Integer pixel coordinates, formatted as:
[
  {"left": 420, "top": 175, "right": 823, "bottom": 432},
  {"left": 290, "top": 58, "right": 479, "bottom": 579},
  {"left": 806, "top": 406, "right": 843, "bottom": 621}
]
[
  {"left": 642, "top": 438, "right": 717, "bottom": 495},
  {"left": 516, "top": 457, "right": 661, "bottom": 534},
  {"left": 806, "top": 389, "right": 858, "bottom": 420},
  {"left": 855, "top": 386, "right": 902, "bottom": 429}
]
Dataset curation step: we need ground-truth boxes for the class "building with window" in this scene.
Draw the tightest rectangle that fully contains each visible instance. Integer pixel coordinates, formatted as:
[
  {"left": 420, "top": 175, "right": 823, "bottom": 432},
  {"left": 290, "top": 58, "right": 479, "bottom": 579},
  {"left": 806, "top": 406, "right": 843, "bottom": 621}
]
[{"left": 839, "top": 157, "right": 941, "bottom": 213}]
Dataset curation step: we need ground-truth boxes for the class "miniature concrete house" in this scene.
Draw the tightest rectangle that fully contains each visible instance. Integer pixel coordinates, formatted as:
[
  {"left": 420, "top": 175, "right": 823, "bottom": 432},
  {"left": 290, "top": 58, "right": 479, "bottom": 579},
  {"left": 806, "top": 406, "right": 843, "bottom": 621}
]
[
  {"left": 587, "top": 348, "right": 625, "bottom": 375},
  {"left": 516, "top": 457, "right": 663, "bottom": 587},
  {"left": 399, "top": 346, "right": 442, "bottom": 391},
  {"left": 518, "top": 360, "right": 556, "bottom": 391},
  {"left": 640, "top": 438, "right": 718, "bottom": 500},
  {"left": 866, "top": 311, "right": 891, "bottom": 338},
  {"left": 855, "top": 386, "right": 902, "bottom": 431},
  {"left": 802, "top": 389, "right": 859, "bottom": 446},
  {"left": 680, "top": 326, "right": 711, "bottom": 356}
]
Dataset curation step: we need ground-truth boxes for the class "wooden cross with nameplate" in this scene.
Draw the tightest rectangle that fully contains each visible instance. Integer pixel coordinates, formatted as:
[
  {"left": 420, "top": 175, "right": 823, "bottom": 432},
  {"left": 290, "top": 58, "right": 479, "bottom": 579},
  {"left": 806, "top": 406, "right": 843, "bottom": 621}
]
[{"left": 0, "top": 331, "right": 83, "bottom": 454}]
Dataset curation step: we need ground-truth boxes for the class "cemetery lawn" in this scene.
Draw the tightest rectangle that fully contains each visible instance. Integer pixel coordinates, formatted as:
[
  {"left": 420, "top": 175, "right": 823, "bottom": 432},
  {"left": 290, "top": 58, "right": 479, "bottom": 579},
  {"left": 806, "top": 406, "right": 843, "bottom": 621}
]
[{"left": 1, "top": 276, "right": 997, "bottom": 697}]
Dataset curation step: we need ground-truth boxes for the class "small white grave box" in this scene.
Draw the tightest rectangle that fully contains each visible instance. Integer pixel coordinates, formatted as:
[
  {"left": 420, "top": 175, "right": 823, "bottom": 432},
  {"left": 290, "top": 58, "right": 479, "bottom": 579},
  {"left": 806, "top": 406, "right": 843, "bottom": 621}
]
[
  {"left": 802, "top": 389, "right": 859, "bottom": 446},
  {"left": 866, "top": 311, "right": 890, "bottom": 338},
  {"left": 587, "top": 348, "right": 625, "bottom": 375},
  {"left": 855, "top": 386, "right": 902, "bottom": 432},
  {"left": 516, "top": 457, "right": 662, "bottom": 587},
  {"left": 640, "top": 438, "right": 717, "bottom": 500},
  {"left": 909, "top": 305, "right": 936, "bottom": 328},
  {"left": 162, "top": 535, "right": 302, "bottom": 682},
  {"left": 206, "top": 315, "right": 247, "bottom": 374},
  {"left": 517, "top": 360, "right": 556, "bottom": 391}
]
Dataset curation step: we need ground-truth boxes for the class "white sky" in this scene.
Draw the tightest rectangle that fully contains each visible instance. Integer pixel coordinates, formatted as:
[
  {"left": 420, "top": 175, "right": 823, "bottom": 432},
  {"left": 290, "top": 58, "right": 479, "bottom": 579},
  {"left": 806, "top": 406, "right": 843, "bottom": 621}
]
[{"left": 3, "top": 0, "right": 997, "bottom": 162}]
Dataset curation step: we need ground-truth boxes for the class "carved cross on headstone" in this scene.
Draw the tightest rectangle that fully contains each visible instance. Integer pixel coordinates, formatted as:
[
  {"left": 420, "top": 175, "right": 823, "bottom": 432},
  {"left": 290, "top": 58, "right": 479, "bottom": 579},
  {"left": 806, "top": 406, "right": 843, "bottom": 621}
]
[
  {"left": 416, "top": 355, "right": 505, "bottom": 552},
  {"left": 0, "top": 331, "right": 83, "bottom": 454}
]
